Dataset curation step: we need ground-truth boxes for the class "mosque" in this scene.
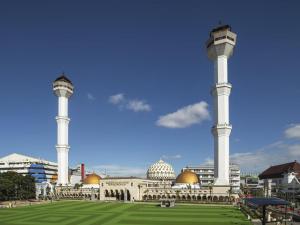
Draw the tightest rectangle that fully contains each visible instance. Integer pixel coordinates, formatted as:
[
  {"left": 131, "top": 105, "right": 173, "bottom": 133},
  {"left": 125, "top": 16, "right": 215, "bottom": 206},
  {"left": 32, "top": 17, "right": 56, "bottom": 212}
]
[
  {"left": 56, "top": 159, "right": 237, "bottom": 202},
  {"left": 49, "top": 24, "right": 238, "bottom": 202}
]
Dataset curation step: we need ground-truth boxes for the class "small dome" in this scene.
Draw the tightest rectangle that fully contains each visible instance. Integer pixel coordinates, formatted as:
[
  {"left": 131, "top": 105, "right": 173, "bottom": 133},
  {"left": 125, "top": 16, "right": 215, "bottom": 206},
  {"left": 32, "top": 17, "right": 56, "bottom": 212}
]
[
  {"left": 54, "top": 74, "right": 73, "bottom": 85},
  {"left": 84, "top": 173, "right": 101, "bottom": 184},
  {"left": 176, "top": 170, "right": 200, "bottom": 184},
  {"left": 50, "top": 174, "right": 58, "bottom": 183},
  {"left": 147, "top": 159, "right": 176, "bottom": 180}
]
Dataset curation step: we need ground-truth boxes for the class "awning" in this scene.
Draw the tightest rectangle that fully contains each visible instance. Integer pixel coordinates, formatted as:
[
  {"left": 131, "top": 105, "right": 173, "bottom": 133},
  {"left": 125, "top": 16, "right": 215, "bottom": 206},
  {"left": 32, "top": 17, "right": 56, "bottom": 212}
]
[{"left": 245, "top": 198, "right": 289, "bottom": 207}]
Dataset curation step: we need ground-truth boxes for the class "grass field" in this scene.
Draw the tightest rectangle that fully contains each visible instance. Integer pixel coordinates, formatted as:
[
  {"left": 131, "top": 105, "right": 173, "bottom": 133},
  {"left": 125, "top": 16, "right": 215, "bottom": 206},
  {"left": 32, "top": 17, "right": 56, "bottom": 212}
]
[{"left": 0, "top": 201, "right": 252, "bottom": 225}]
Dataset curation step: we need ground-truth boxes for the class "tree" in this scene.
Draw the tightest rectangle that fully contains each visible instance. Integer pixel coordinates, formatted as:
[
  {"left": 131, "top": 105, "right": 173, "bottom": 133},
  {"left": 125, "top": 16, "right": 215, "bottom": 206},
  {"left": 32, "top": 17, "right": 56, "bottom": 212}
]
[
  {"left": 208, "top": 182, "right": 213, "bottom": 202},
  {"left": 0, "top": 172, "right": 35, "bottom": 201},
  {"left": 227, "top": 185, "right": 233, "bottom": 203},
  {"left": 74, "top": 183, "right": 81, "bottom": 190}
]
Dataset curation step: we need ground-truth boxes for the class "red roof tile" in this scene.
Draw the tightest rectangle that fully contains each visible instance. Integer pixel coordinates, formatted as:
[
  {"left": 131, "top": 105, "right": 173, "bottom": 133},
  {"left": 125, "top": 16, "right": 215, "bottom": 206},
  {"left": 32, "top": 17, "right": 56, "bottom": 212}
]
[{"left": 259, "top": 161, "right": 300, "bottom": 179}]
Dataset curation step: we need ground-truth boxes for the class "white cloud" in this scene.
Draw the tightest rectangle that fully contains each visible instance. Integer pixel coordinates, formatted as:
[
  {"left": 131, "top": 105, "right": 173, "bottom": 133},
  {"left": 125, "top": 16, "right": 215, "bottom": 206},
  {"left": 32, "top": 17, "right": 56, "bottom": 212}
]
[
  {"left": 109, "top": 93, "right": 151, "bottom": 113},
  {"left": 127, "top": 100, "right": 151, "bottom": 112},
  {"left": 109, "top": 93, "right": 125, "bottom": 105},
  {"left": 156, "top": 101, "right": 210, "bottom": 128},
  {"left": 228, "top": 124, "right": 300, "bottom": 172},
  {"left": 92, "top": 164, "right": 146, "bottom": 177},
  {"left": 288, "top": 144, "right": 300, "bottom": 156},
  {"left": 87, "top": 93, "right": 95, "bottom": 101},
  {"left": 203, "top": 157, "right": 214, "bottom": 166},
  {"left": 162, "top": 154, "right": 182, "bottom": 160},
  {"left": 229, "top": 141, "right": 300, "bottom": 172},
  {"left": 285, "top": 124, "right": 300, "bottom": 139}
]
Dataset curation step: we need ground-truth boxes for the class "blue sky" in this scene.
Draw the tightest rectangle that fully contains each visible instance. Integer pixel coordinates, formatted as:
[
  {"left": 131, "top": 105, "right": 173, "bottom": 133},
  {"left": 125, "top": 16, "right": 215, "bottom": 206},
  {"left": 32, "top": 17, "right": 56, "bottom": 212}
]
[{"left": 0, "top": 0, "right": 300, "bottom": 176}]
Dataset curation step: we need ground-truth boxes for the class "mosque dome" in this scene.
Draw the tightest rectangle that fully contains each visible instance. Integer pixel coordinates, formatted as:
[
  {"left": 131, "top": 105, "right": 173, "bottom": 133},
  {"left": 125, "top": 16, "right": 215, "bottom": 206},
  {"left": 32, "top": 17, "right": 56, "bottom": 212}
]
[
  {"left": 84, "top": 173, "right": 101, "bottom": 184},
  {"left": 50, "top": 174, "right": 58, "bottom": 183},
  {"left": 147, "top": 159, "right": 176, "bottom": 180},
  {"left": 175, "top": 170, "right": 200, "bottom": 184}
]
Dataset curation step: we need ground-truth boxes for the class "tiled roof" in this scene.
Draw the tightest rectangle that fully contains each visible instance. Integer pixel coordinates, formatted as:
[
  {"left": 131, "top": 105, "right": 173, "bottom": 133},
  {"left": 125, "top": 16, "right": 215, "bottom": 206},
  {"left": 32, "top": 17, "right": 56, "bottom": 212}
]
[{"left": 258, "top": 161, "right": 300, "bottom": 179}]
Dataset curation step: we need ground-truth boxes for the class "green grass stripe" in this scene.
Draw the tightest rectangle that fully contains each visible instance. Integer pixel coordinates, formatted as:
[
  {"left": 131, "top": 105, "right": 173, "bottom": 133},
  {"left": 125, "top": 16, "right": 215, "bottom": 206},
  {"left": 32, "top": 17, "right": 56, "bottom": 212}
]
[
  {"left": 0, "top": 201, "right": 251, "bottom": 225},
  {"left": 99, "top": 203, "right": 132, "bottom": 211}
]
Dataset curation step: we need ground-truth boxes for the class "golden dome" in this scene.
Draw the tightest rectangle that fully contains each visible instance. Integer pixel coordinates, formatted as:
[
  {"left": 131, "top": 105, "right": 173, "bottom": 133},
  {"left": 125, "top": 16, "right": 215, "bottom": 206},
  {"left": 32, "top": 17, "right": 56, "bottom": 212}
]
[
  {"left": 50, "top": 174, "right": 58, "bottom": 183},
  {"left": 175, "top": 170, "right": 200, "bottom": 184},
  {"left": 84, "top": 173, "right": 101, "bottom": 184}
]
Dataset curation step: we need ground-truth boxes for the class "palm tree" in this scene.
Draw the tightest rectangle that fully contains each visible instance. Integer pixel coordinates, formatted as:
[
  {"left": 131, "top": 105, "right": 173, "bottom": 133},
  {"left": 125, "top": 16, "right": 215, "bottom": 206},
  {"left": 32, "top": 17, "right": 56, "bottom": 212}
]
[
  {"left": 208, "top": 182, "right": 213, "bottom": 202},
  {"left": 138, "top": 185, "right": 141, "bottom": 200},
  {"left": 227, "top": 185, "right": 233, "bottom": 203}
]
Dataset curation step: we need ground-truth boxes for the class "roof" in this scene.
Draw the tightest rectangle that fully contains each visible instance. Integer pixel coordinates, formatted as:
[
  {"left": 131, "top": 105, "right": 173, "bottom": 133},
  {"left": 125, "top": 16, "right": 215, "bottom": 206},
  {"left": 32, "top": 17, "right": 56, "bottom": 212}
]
[
  {"left": 54, "top": 74, "right": 73, "bottom": 85},
  {"left": 245, "top": 198, "right": 289, "bottom": 207},
  {"left": 0, "top": 153, "right": 57, "bottom": 165},
  {"left": 210, "top": 24, "right": 231, "bottom": 34},
  {"left": 176, "top": 170, "right": 200, "bottom": 184},
  {"left": 259, "top": 161, "right": 300, "bottom": 179}
]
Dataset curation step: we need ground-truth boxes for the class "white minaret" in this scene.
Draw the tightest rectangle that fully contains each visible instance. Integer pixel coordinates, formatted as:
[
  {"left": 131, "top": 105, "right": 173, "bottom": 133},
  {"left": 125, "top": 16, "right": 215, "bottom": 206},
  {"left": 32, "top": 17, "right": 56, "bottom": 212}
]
[
  {"left": 206, "top": 25, "right": 237, "bottom": 186},
  {"left": 53, "top": 74, "right": 74, "bottom": 186}
]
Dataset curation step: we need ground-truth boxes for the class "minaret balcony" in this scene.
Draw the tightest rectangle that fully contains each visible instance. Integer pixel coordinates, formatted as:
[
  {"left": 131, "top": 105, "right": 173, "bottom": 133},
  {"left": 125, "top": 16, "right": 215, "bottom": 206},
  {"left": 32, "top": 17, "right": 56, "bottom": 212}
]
[
  {"left": 212, "top": 123, "right": 232, "bottom": 130},
  {"left": 211, "top": 123, "right": 232, "bottom": 136},
  {"left": 211, "top": 83, "right": 232, "bottom": 96}
]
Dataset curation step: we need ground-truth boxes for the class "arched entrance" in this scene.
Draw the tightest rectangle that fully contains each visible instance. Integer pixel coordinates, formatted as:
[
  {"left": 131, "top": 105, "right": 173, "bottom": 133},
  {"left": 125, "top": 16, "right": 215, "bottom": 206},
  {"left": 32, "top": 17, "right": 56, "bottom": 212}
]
[
  {"left": 120, "top": 190, "right": 125, "bottom": 200},
  {"left": 115, "top": 190, "right": 120, "bottom": 200},
  {"left": 126, "top": 190, "right": 131, "bottom": 201},
  {"left": 110, "top": 190, "right": 115, "bottom": 197}
]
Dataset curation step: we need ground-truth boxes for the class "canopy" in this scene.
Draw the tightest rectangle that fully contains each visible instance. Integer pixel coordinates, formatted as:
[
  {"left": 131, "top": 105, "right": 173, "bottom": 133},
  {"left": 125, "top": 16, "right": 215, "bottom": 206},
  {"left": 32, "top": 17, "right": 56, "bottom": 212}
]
[{"left": 245, "top": 197, "right": 289, "bottom": 207}]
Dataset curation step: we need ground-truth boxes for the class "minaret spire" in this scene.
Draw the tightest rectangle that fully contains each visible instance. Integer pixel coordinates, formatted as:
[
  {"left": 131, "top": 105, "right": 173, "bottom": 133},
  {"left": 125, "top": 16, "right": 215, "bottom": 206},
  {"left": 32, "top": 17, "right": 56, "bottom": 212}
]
[
  {"left": 53, "top": 73, "right": 74, "bottom": 186},
  {"left": 206, "top": 25, "right": 237, "bottom": 185}
]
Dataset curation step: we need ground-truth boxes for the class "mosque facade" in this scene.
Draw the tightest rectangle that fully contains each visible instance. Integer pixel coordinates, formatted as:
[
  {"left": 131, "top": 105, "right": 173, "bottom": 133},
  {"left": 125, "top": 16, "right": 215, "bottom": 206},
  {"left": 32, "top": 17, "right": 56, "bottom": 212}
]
[{"left": 56, "top": 159, "right": 238, "bottom": 202}]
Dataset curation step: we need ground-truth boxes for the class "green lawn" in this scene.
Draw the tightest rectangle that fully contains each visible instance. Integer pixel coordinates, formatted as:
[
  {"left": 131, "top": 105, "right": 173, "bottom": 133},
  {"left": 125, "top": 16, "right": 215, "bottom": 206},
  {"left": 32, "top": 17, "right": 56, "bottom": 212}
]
[{"left": 0, "top": 201, "right": 251, "bottom": 225}]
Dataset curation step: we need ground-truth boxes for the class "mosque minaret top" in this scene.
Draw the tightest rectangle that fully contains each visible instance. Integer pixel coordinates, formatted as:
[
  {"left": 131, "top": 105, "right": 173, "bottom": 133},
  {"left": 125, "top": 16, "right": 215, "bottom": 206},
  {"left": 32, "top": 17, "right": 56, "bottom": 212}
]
[
  {"left": 53, "top": 73, "right": 74, "bottom": 98},
  {"left": 206, "top": 24, "right": 237, "bottom": 60}
]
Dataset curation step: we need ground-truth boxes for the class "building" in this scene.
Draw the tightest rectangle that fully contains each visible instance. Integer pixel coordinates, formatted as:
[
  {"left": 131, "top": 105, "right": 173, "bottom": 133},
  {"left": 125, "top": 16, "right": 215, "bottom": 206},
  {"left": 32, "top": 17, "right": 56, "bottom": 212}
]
[
  {"left": 0, "top": 153, "right": 57, "bottom": 183},
  {"left": 259, "top": 161, "right": 300, "bottom": 200},
  {"left": 69, "top": 164, "right": 85, "bottom": 186},
  {"left": 240, "top": 173, "right": 264, "bottom": 194},
  {"left": 182, "top": 164, "right": 240, "bottom": 192},
  {"left": 57, "top": 159, "right": 238, "bottom": 202},
  {"left": 206, "top": 25, "right": 237, "bottom": 186}
]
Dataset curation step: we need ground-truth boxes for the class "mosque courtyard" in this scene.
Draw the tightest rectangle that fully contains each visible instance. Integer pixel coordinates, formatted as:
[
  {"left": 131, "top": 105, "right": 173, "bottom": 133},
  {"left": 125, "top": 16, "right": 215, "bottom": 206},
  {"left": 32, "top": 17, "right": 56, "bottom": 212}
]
[{"left": 0, "top": 201, "right": 251, "bottom": 225}]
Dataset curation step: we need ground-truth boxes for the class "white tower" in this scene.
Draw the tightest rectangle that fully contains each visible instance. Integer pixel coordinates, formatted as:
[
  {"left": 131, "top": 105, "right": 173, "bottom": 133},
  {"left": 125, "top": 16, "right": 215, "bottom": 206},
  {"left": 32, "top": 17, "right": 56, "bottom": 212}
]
[
  {"left": 206, "top": 25, "right": 237, "bottom": 186},
  {"left": 53, "top": 74, "right": 74, "bottom": 186}
]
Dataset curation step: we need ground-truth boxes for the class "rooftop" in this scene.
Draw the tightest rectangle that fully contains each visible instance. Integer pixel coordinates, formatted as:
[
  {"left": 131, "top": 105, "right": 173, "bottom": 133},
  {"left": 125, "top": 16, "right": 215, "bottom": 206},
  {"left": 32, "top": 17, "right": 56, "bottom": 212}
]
[
  {"left": 259, "top": 161, "right": 300, "bottom": 179},
  {"left": 210, "top": 24, "right": 231, "bottom": 35},
  {"left": 54, "top": 74, "right": 73, "bottom": 85}
]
